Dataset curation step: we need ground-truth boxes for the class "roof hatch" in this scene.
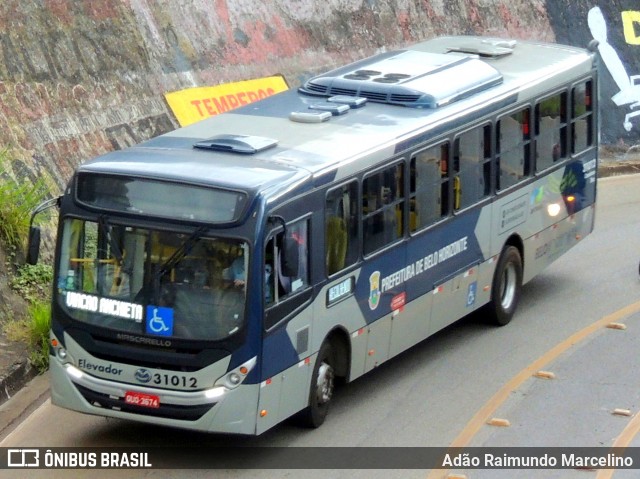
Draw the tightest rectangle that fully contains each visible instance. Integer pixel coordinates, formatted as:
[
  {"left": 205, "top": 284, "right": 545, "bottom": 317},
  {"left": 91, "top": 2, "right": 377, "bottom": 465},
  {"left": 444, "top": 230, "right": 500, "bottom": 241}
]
[
  {"left": 193, "top": 134, "right": 278, "bottom": 154},
  {"left": 446, "top": 38, "right": 517, "bottom": 57},
  {"left": 299, "top": 49, "right": 503, "bottom": 108}
]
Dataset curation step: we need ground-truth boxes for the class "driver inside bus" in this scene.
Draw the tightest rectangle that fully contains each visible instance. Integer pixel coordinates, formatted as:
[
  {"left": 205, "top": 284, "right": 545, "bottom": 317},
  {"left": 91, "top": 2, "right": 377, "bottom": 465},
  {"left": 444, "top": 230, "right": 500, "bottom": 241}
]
[
  {"left": 223, "top": 251, "right": 272, "bottom": 302},
  {"left": 223, "top": 253, "right": 246, "bottom": 287}
]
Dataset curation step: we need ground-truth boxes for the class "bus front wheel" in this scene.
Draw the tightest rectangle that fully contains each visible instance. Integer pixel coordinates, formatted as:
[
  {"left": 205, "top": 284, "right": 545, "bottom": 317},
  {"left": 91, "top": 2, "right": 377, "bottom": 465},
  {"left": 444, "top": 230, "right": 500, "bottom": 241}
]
[
  {"left": 486, "top": 245, "right": 522, "bottom": 326},
  {"left": 299, "top": 341, "right": 335, "bottom": 428}
]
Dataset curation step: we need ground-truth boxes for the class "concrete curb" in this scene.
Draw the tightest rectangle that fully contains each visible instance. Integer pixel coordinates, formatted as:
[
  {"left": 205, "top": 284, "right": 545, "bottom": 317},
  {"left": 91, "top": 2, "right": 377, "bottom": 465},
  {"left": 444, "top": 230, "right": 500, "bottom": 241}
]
[
  {"left": 0, "top": 373, "right": 50, "bottom": 442},
  {"left": 0, "top": 358, "right": 37, "bottom": 407}
]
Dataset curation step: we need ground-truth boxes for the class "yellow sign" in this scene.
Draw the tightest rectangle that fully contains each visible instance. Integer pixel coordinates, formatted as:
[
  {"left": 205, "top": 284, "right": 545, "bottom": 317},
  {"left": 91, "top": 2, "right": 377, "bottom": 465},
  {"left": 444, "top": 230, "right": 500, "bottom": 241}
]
[
  {"left": 165, "top": 75, "right": 289, "bottom": 127},
  {"left": 622, "top": 11, "right": 640, "bottom": 45}
]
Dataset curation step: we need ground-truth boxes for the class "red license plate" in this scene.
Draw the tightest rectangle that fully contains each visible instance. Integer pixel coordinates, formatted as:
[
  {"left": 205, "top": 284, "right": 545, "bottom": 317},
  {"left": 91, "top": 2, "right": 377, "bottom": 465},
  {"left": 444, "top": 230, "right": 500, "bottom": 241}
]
[{"left": 124, "top": 391, "right": 160, "bottom": 409}]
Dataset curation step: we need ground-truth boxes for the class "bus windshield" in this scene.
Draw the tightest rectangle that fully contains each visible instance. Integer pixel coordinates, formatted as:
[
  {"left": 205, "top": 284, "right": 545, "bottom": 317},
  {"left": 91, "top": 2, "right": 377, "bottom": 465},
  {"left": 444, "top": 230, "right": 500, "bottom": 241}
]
[{"left": 57, "top": 218, "right": 247, "bottom": 341}]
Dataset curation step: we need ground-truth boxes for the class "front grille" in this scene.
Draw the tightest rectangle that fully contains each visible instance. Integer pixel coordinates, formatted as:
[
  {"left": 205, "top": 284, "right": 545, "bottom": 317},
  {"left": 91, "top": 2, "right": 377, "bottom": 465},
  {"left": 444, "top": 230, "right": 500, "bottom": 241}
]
[
  {"left": 74, "top": 383, "right": 214, "bottom": 421},
  {"left": 68, "top": 328, "right": 231, "bottom": 372}
]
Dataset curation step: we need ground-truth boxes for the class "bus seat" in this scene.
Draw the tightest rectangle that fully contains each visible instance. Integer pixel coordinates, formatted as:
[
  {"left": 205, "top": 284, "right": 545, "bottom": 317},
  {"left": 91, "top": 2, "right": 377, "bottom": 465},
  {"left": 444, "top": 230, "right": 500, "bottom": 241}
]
[
  {"left": 454, "top": 176, "right": 462, "bottom": 210},
  {"left": 409, "top": 211, "right": 418, "bottom": 231},
  {"left": 394, "top": 206, "right": 406, "bottom": 238},
  {"left": 326, "top": 216, "right": 347, "bottom": 274}
]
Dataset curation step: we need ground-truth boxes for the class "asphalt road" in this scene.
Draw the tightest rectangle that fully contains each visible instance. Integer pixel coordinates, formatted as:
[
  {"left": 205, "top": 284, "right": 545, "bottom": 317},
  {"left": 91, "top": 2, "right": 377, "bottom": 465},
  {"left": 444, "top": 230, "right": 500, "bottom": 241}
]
[{"left": 2, "top": 173, "right": 640, "bottom": 479}]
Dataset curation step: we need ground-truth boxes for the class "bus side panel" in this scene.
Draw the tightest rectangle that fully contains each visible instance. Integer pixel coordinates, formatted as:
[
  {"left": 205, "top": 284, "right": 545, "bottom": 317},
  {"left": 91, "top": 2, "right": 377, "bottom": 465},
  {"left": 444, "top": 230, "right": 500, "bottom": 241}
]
[
  {"left": 429, "top": 264, "right": 481, "bottom": 334},
  {"left": 364, "top": 315, "right": 393, "bottom": 372},
  {"left": 278, "top": 313, "right": 315, "bottom": 423},
  {"left": 490, "top": 155, "right": 596, "bottom": 282},
  {"left": 524, "top": 156, "right": 597, "bottom": 282},
  {"left": 523, "top": 203, "right": 595, "bottom": 283},
  {"left": 388, "top": 291, "right": 431, "bottom": 358},
  {"left": 255, "top": 356, "right": 314, "bottom": 435},
  {"left": 258, "top": 306, "right": 314, "bottom": 432},
  {"left": 379, "top": 253, "right": 496, "bottom": 363}
]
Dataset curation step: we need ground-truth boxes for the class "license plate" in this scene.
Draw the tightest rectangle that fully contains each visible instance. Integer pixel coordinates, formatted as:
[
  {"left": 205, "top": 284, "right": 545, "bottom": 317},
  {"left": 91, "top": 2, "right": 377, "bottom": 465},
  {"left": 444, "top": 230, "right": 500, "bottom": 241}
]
[{"left": 124, "top": 391, "right": 160, "bottom": 409}]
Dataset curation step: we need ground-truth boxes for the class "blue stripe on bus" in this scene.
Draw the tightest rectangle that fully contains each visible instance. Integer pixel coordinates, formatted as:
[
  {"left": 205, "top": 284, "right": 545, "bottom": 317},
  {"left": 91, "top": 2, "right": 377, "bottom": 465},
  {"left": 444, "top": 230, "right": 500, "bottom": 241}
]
[
  {"left": 356, "top": 208, "right": 483, "bottom": 322},
  {"left": 261, "top": 322, "right": 300, "bottom": 381}
]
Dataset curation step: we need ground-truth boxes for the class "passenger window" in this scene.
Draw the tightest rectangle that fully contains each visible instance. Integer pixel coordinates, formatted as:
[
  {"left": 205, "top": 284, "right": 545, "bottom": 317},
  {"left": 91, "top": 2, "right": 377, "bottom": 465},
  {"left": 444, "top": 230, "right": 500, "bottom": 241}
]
[
  {"left": 497, "top": 108, "right": 531, "bottom": 190},
  {"left": 362, "top": 163, "right": 404, "bottom": 255},
  {"left": 453, "top": 125, "right": 491, "bottom": 210},
  {"left": 571, "top": 81, "right": 593, "bottom": 154},
  {"left": 326, "top": 182, "right": 358, "bottom": 276},
  {"left": 535, "top": 93, "right": 567, "bottom": 172},
  {"left": 410, "top": 143, "right": 449, "bottom": 233},
  {"left": 265, "top": 218, "right": 309, "bottom": 306}
]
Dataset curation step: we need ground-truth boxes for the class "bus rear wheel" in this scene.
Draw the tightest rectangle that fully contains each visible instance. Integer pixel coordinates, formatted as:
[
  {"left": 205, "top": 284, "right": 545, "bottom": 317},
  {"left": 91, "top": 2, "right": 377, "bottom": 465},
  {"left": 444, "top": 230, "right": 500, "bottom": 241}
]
[
  {"left": 299, "top": 341, "right": 335, "bottom": 428},
  {"left": 485, "top": 245, "right": 522, "bottom": 326}
]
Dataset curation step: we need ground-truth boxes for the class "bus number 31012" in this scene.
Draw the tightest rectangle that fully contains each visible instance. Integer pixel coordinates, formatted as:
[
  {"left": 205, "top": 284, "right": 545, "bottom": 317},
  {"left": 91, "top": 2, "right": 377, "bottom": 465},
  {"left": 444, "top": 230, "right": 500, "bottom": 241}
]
[{"left": 152, "top": 373, "right": 198, "bottom": 388}]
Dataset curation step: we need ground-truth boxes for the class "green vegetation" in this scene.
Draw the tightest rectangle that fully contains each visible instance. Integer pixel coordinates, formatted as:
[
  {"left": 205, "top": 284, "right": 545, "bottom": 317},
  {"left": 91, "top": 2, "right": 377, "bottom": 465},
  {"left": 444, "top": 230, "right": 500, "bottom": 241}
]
[
  {"left": 4, "top": 298, "right": 51, "bottom": 374},
  {"left": 0, "top": 149, "right": 53, "bottom": 373},
  {"left": 0, "top": 149, "right": 48, "bottom": 255},
  {"left": 4, "top": 263, "right": 54, "bottom": 373},
  {"left": 26, "top": 300, "right": 52, "bottom": 373},
  {"left": 9, "top": 263, "right": 53, "bottom": 303}
]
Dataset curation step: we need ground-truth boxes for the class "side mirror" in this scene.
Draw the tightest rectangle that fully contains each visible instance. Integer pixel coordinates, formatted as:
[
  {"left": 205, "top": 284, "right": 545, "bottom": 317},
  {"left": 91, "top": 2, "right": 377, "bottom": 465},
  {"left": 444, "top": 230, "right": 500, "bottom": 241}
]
[
  {"left": 26, "top": 226, "right": 41, "bottom": 265},
  {"left": 281, "top": 237, "right": 299, "bottom": 277},
  {"left": 25, "top": 195, "right": 61, "bottom": 265}
]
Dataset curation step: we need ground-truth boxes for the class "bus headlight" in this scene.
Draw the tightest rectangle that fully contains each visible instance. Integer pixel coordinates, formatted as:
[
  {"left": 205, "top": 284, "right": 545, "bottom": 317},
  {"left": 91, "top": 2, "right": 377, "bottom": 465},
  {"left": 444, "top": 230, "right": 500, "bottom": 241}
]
[
  {"left": 66, "top": 365, "right": 84, "bottom": 379},
  {"left": 215, "top": 356, "right": 257, "bottom": 390},
  {"left": 204, "top": 387, "right": 225, "bottom": 399}
]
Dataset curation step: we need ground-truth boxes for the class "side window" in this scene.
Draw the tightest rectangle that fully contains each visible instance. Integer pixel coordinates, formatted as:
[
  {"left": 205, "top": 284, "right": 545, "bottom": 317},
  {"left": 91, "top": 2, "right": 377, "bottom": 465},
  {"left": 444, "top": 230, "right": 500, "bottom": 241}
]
[
  {"left": 265, "top": 218, "right": 309, "bottom": 306},
  {"left": 410, "top": 143, "right": 449, "bottom": 233},
  {"left": 326, "top": 182, "right": 358, "bottom": 276},
  {"left": 535, "top": 93, "right": 567, "bottom": 172},
  {"left": 453, "top": 125, "right": 491, "bottom": 210},
  {"left": 497, "top": 108, "right": 531, "bottom": 191},
  {"left": 362, "top": 162, "right": 404, "bottom": 255},
  {"left": 572, "top": 80, "right": 593, "bottom": 154}
]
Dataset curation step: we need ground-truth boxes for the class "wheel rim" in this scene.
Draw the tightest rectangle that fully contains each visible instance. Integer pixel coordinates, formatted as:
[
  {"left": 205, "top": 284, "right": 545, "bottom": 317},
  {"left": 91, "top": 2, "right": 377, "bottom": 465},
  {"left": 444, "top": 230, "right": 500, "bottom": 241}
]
[
  {"left": 500, "top": 262, "right": 517, "bottom": 311},
  {"left": 315, "top": 362, "right": 334, "bottom": 405}
]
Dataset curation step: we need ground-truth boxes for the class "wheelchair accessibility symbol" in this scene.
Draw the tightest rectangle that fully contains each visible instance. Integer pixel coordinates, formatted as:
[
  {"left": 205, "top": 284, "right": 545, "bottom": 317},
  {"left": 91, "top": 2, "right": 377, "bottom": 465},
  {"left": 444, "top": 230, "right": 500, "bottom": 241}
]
[
  {"left": 466, "top": 281, "right": 477, "bottom": 308},
  {"left": 146, "top": 306, "right": 174, "bottom": 336}
]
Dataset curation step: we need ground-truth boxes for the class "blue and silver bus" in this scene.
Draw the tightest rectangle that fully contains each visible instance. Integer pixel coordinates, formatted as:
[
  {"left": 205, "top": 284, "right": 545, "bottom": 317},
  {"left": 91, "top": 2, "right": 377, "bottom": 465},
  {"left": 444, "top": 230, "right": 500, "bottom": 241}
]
[{"left": 39, "top": 36, "right": 598, "bottom": 435}]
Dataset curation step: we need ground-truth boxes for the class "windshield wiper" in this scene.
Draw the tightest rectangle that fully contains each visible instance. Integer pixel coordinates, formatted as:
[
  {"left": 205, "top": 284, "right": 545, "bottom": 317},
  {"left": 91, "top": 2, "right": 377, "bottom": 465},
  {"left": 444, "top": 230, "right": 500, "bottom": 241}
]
[
  {"left": 98, "top": 215, "right": 124, "bottom": 265},
  {"left": 157, "top": 226, "right": 208, "bottom": 279}
]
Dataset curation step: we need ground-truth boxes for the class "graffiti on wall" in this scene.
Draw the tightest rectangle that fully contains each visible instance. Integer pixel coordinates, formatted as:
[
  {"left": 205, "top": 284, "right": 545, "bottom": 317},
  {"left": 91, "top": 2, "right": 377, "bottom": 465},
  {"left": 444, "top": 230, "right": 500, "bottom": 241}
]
[
  {"left": 589, "top": 6, "right": 640, "bottom": 132},
  {"left": 622, "top": 11, "right": 640, "bottom": 45}
]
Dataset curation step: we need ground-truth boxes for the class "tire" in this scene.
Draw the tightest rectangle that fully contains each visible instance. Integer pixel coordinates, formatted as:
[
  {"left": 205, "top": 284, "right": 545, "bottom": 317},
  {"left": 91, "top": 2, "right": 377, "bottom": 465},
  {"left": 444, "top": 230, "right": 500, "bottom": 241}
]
[
  {"left": 299, "top": 341, "right": 335, "bottom": 428},
  {"left": 485, "top": 245, "right": 523, "bottom": 326}
]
